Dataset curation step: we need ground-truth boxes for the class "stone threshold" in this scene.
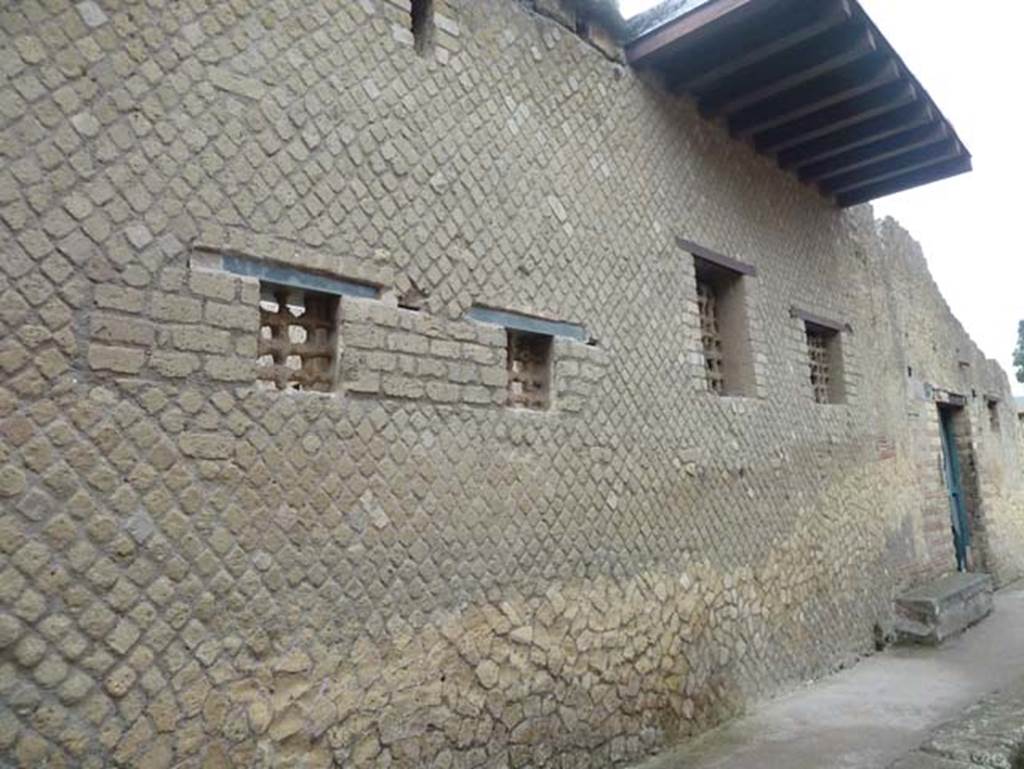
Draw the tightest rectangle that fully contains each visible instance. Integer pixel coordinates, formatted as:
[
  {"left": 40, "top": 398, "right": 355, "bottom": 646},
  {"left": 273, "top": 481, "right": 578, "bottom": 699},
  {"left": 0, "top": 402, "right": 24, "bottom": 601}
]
[{"left": 895, "top": 572, "right": 995, "bottom": 646}]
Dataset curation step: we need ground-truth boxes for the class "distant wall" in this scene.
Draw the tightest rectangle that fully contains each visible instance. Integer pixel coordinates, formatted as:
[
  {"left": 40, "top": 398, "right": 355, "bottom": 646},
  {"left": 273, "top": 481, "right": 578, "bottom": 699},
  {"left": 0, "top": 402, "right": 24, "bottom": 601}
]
[{"left": 876, "top": 220, "right": 1024, "bottom": 586}]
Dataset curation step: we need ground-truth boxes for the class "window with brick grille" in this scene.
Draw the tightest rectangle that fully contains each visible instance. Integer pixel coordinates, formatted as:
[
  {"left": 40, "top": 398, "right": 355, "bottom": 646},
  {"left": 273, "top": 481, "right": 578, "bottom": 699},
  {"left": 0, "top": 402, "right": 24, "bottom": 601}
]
[
  {"left": 804, "top": 321, "right": 844, "bottom": 404},
  {"left": 696, "top": 280, "right": 725, "bottom": 395},
  {"left": 806, "top": 329, "right": 831, "bottom": 403},
  {"left": 692, "top": 255, "right": 755, "bottom": 397},
  {"left": 257, "top": 286, "right": 338, "bottom": 392},
  {"left": 507, "top": 329, "right": 552, "bottom": 410}
]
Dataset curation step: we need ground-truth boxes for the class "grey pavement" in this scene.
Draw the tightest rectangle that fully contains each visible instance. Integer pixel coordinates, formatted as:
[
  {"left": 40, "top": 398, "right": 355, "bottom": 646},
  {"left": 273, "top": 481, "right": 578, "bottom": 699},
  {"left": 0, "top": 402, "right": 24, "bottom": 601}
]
[{"left": 631, "top": 583, "right": 1024, "bottom": 769}]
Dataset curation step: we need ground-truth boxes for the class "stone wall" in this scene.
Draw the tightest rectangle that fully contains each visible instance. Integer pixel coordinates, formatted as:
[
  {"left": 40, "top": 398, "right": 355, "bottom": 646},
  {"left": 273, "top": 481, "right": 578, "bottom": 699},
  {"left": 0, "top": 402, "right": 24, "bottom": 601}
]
[
  {"left": 0, "top": 1, "right": 1021, "bottom": 767},
  {"left": 876, "top": 221, "right": 1024, "bottom": 586}
]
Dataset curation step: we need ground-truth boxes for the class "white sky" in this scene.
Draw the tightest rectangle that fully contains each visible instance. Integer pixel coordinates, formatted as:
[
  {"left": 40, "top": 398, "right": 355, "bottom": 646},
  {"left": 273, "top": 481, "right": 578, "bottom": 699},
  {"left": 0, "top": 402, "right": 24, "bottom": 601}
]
[
  {"left": 619, "top": 0, "right": 664, "bottom": 18},
  {"left": 856, "top": 0, "right": 1024, "bottom": 395}
]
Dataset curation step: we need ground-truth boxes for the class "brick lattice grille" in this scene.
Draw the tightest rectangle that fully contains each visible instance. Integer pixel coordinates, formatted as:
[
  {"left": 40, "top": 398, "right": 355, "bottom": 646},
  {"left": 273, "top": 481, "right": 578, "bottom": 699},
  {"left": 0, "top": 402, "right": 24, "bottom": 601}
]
[
  {"left": 806, "top": 329, "right": 832, "bottom": 404},
  {"left": 507, "top": 330, "right": 552, "bottom": 409},
  {"left": 257, "top": 288, "right": 337, "bottom": 391},
  {"left": 697, "top": 280, "right": 725, "bottom": 395}
]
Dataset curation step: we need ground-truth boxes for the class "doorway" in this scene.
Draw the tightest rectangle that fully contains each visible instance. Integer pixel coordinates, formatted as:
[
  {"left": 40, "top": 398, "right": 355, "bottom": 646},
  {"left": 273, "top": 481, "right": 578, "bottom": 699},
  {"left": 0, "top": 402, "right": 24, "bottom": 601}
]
[{"left": 938, "top": 403, "right": 973, "bottom": 571}]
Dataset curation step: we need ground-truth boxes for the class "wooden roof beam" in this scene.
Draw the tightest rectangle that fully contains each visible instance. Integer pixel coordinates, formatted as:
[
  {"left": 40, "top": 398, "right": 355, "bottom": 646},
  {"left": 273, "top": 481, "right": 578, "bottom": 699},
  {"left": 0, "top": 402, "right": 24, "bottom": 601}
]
[
  {"left": 836, "top": 155, "right": 972, "bottom": 207},
  {"left": 820, "top": 138, "right": 964, "bottom": 194},
  {"left": 668, "top": 0, "right": 852, "bottom": 92},
  {"left": 626, "top": 0, "right": 771, "bottom": 65},
  {"left": 777, "top": 101, "right": 934, "bottom": 169},
  {"left": 697, "top": 21, "right": 875, "bottom": 116},
  {"left": 797, "top": 122, "right": 948, "bottom": 182},
  {"left": 756, "top": 80, "right": 916, "bottom": 154},
  {"left": 729, "top": 57, "right": 899, "bottom": 138}
]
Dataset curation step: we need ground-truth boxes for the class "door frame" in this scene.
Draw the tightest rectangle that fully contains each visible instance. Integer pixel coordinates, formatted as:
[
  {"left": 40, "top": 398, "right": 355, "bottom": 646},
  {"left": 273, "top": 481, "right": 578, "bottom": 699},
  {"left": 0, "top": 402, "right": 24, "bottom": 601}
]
[{"left": 938, "top": 403, "right": 971, "bottom": 571}]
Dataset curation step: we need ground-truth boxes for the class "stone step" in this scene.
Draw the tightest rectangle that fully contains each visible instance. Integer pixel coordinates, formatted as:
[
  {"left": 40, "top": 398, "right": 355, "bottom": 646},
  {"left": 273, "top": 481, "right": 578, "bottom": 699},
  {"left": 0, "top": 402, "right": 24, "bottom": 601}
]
[{"left": 894, "top": 572, "right": 994, "bottom": 646}]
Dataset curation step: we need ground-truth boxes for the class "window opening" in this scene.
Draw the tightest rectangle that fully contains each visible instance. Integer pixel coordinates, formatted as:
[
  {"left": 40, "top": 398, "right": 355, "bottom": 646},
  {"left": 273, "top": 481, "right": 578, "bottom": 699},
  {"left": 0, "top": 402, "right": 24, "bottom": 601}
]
[
  {"left": 987, "top": 399, "right": 1000, "bottom": 432},
  {"left": 257, "top": 286, "right": 338, "bottom": 392},
  {"left": 507, "top": 329, "right": 552, "bottom": 410},
  {"left": 804, "top": 321, "right": 845, "bottom": 404},
  {"left": 696, "top": 280, "right": 725, "bottom": 395},
  {"left": 411, "top": 0, "right": 435, "bottom": 55},
  {"left": 693, "top": 256, "right": 755, "bottom": 397}
]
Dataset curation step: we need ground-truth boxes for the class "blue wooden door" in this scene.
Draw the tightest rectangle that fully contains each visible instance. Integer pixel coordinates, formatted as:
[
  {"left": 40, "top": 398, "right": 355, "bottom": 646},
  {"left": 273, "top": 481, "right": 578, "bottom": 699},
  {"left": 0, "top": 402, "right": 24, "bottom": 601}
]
[{"left": 938, "top": 407, "right": 970, "bottom": 571}]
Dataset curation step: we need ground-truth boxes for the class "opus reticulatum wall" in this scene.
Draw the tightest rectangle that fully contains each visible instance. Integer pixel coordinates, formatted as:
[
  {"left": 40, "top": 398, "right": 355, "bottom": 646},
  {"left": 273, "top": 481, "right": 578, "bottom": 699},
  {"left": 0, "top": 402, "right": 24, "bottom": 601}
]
[{"left": 1, "top": 0, "right": 1022, "bottom": 767}]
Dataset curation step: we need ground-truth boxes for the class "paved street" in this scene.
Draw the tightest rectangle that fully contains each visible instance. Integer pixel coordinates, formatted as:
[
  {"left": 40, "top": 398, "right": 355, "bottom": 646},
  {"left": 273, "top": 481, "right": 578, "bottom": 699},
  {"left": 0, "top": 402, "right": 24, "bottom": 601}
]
[{"left": 631, "top": 584, "right": 1024, "bottom": 769}]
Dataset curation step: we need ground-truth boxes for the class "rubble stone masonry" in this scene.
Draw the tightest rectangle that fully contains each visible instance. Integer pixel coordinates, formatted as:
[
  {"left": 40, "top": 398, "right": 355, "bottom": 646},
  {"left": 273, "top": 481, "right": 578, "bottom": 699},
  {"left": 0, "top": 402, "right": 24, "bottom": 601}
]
[{"left": 0, "top": 0, "right": 1022, "bottom": 767}]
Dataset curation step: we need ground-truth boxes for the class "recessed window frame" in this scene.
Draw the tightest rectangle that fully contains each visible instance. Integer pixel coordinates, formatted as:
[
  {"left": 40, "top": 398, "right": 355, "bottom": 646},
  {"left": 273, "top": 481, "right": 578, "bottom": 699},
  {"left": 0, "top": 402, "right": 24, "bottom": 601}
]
[
  {"left": 464, "top": 305, "right": 593, "bottom": 414},
  {"left": 696, "top": 278, "right": 726, "bottom": 395},
  {"left": 189, "top": 249, "right": 383, "bottom": 395},
  {"left": 257, "top": 284, "right": 339, "bottom": 393},
  {"left": 681, "top": 238, "right": 758, "bottom": 399},
  {"left": 792, "top": 307, "right": 848, "bottom": 405},
  {"left": 506, "top": 328, "right": 553, "bottom": 411},
  {"left": 986, "top": 397, "right": 1000, "bottom": 433}
]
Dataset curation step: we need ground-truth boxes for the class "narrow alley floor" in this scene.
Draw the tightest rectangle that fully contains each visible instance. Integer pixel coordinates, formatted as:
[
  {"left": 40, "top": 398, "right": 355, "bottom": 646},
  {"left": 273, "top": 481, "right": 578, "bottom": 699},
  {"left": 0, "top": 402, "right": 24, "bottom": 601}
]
[{"left": 631, "top": 583, "right": 1024, "bottom": 769}]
